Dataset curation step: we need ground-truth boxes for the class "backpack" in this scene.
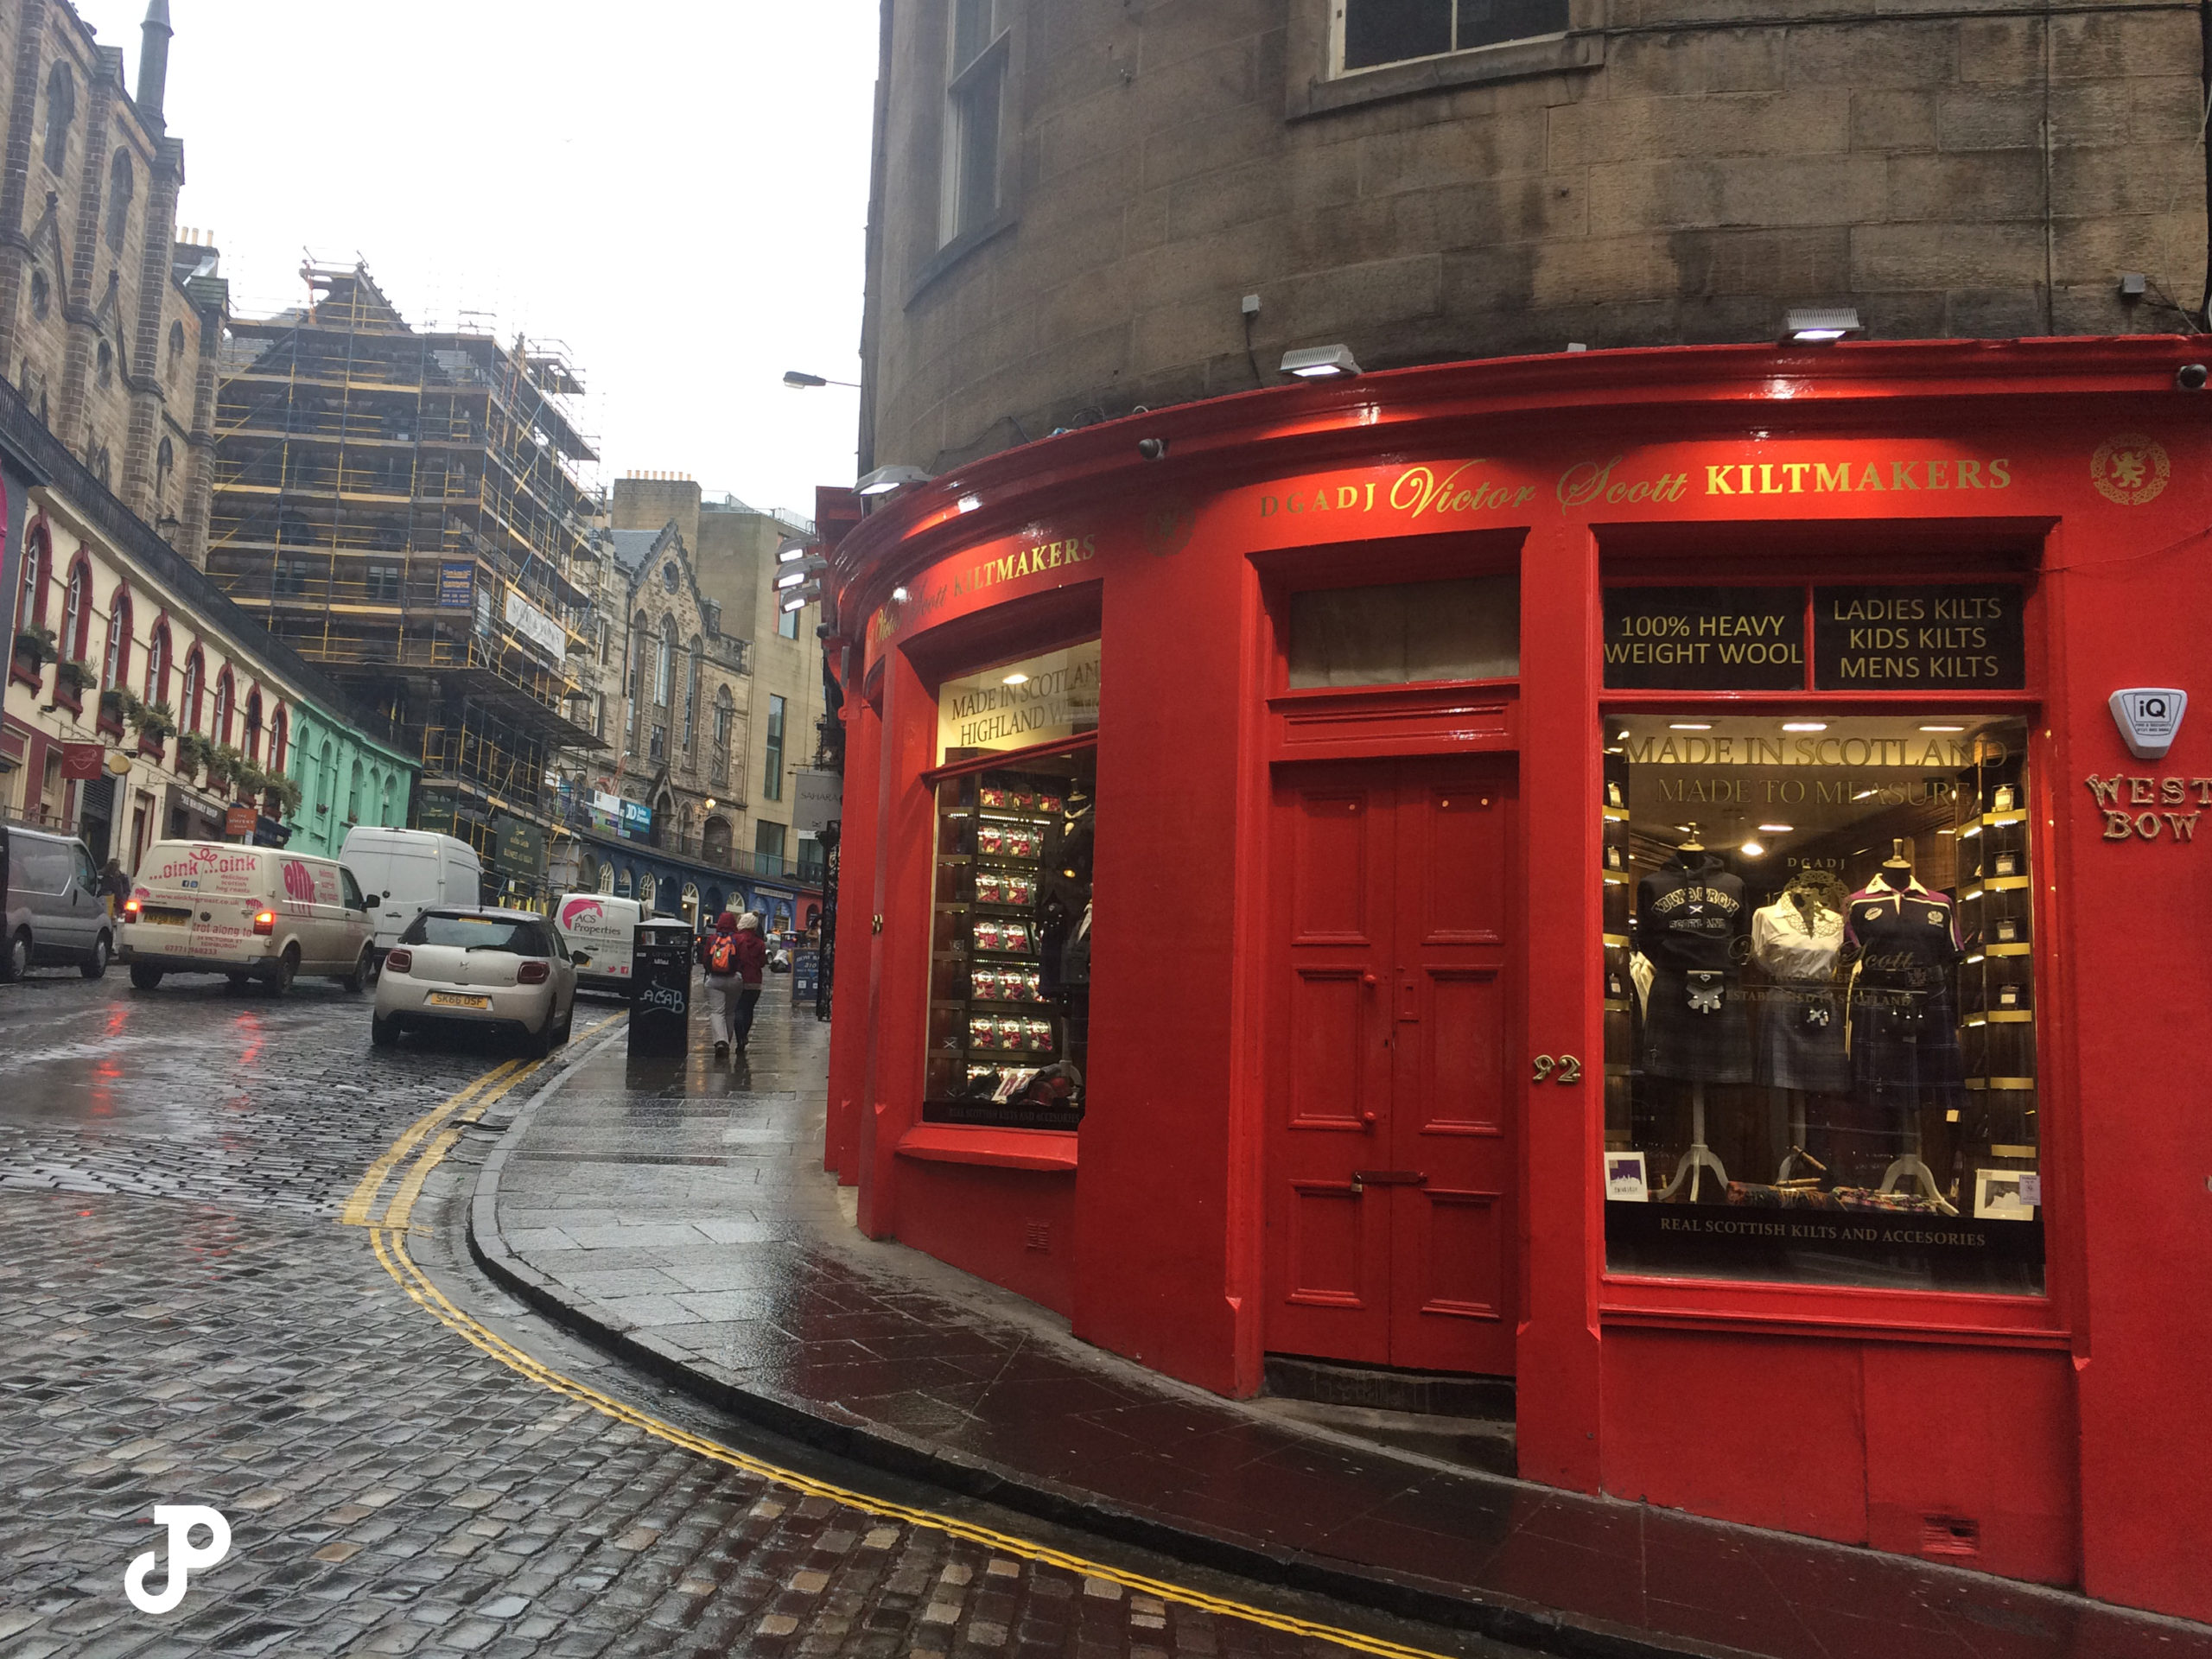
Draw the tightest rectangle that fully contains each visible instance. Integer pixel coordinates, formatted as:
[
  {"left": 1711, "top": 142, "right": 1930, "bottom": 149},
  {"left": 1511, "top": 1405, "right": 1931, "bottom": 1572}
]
[{"left": 704, "top": 932, "right": 737, "bottom": 975}]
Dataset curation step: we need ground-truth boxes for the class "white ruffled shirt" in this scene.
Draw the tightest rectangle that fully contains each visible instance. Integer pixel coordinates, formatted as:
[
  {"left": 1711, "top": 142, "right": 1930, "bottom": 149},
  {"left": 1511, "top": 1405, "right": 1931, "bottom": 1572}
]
[{"left": 1751, "top": 896, "right": 1843, "bottom": 983}]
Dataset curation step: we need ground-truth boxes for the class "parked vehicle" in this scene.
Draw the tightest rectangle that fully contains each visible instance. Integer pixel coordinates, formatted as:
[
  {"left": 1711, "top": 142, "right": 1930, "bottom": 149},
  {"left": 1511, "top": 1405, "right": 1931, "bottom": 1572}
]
[
  {"left": 372, "top": 906, "right": 575, "bottom": 1055},
  {"left": 340, "top": 827, "right": 483, "bottom": 968},
  {"left": 551, "top": 892, "right": 643, "bottom": 995},
  {"left": 119, "top": 840, "right": 376, "bottom": 993},
  {"left": 2, "top": 824, "right": 112, "bottom": 981}
]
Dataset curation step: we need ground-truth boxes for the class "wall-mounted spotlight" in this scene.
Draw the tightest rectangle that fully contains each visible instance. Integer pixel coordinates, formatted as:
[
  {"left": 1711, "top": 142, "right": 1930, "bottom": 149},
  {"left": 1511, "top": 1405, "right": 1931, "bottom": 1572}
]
[
  {"left": 1281, "top": 344, "right": 1363, "bottom": 378},
  {"left": 776, "top": 537, "right": 810, "bottom": 564},
  {"left": 855, "top": 464, "right": 933, "bottom": 497},
  {"left": 776, "top": 556, "right": 829, "bottom": 592},
  {"left": 1137, "top": 437, "right": 1168, "bottom": 461},
  {"left": 1781, "top": 308, "right": 1862, "bottom": 346}
]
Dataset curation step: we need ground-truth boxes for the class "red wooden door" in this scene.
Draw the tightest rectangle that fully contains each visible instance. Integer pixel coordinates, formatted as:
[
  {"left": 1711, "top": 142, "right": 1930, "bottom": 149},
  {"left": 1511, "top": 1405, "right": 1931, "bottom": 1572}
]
[{"left": 1264, "top": 755, "right": 1518, "bottom": 1375}]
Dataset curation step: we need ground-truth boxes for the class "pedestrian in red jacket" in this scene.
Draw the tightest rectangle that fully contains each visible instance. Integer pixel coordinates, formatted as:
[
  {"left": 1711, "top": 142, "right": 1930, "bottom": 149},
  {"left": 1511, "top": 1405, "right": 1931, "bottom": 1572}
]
[{"left": 703, "top": 911, "right": 766, "bottom": 1056}]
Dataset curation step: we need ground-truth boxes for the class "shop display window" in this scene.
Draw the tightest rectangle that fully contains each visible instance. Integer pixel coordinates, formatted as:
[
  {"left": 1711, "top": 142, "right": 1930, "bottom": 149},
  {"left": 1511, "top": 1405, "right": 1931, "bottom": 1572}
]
[
  {"left": 1599, "top": 713, "right": 2043, "bottom": 1293},
  {"left": 925, "top": 747, "right": 1094, "bottom": 1128},
  {"left": 925, "top": 639, "right": 1100, "bottom": 1130}
]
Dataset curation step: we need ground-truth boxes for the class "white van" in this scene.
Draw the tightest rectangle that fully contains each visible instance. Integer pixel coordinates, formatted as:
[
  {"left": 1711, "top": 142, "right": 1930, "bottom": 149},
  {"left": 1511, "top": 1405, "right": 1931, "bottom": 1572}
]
[
  {"left": 341, "top": 827, "right": 484, "bottom": 964},
  {"left": 551, "top": 892, "right": 642, "bottom": 993},
  {"left": 121, "top": 840, "right": 377, "bottom": 993}
]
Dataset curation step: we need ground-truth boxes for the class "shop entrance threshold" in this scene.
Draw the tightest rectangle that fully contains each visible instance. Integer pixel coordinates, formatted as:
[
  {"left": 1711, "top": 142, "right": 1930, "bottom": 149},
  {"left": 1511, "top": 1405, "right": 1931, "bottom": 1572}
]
[{"left": 1253, "top": 1354, "right": 1516, "bottom": 1478}]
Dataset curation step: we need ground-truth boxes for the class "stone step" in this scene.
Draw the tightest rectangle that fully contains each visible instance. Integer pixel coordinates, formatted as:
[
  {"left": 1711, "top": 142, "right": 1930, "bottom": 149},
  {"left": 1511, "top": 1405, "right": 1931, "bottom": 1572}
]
[{"left": 1262, "top": 1353, "right": 1516, "bottom": 1420}]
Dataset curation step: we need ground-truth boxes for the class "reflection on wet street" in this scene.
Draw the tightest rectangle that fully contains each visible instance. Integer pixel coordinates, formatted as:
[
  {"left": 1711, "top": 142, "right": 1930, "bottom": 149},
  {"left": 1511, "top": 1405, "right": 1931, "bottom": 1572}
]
[{"left": 0, "top": 970, "right": 1482, "bottom": 1658}]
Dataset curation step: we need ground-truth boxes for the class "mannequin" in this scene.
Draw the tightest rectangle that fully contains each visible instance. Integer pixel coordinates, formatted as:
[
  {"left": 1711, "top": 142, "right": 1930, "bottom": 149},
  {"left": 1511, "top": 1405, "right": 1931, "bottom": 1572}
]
[
  {"left": 1635, "top": 828, "right": 1747, "bottom": 1201},
  {"left": 1751, "top": 868, "right": 1849, "bottom": 1179},
  {"left": 1845, "top": 839, "right": 1962, "bottom": 1212}
]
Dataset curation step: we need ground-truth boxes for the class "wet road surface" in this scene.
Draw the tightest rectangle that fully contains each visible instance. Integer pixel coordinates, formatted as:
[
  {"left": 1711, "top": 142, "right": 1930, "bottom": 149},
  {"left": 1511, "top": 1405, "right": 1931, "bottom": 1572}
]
[{"left": 0, "top": 968, "right": 1512, "bottom": 1659}]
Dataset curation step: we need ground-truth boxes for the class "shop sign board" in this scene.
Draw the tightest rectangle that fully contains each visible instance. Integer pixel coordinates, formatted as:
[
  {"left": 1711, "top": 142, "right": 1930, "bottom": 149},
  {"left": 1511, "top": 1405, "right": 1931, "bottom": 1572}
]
[
  {"left": 620, "top": 798, "right": 652, "bottom": 840},
  {"left": 415, "top": 796, "right": 457, "bottom": 835},
  {"left": 492, "top": 812, "right": 545, "bottom": 880},
  {"left": 793, "top": 768, "right": 841, "bottom": 836},
  {"left": 502, "top": 588, "right": 568, "bottom": 664},
  {"left": 60, "top": 742, "right": 106, "bottom": 781},
  {"left": 438, "top": 562, "right": 474, "bottom": 608},
  {"left": 1602, "top": 587, "right": 1804, "bottom": 690},
  {"left": 588, "top": 790, "right": 621, "bottom": 835},
  {"left": 935, "top": 639, "right": 1101, "bottom": 761},
  {"left": 224, "top": 804, "right": 257, "bottom": 836},
  {"left": 1812, "top": 584, "right": 2025, "bottom": 690}
]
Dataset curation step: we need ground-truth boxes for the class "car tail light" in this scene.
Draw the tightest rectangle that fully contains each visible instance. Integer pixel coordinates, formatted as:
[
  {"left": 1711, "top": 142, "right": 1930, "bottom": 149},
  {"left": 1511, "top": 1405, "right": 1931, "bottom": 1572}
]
[
  {"left": 385, "top": 949, "right": 412, "bottom": 975},
  {"left": 252, "top": 909, "right": 276, "bottom": 937},
  {"left": 122, "top": 897, "right": 141, "bottom": 919},
  {"left": 518, "top": 960, "right": 550, "bottom": 984}
]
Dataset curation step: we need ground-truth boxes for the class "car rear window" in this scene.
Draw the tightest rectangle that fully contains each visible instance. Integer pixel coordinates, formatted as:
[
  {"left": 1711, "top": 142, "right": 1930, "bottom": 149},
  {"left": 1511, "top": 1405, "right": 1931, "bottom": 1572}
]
[{"left": 400, "top": 912, "right": 550, "bottom": 954}]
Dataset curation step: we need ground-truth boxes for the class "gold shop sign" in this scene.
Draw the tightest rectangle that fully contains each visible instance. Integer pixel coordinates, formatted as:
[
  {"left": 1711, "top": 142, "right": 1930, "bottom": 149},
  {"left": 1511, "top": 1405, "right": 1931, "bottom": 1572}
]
[{"left": 2083, "top": 774, "right": 2208, "bottom": 842}]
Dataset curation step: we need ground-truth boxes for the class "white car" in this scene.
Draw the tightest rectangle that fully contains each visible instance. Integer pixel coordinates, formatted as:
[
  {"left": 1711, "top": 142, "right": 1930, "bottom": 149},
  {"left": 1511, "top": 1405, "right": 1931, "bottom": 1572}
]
[{"left": 372, "top": 906, "right": 575, "bottom": 1056}]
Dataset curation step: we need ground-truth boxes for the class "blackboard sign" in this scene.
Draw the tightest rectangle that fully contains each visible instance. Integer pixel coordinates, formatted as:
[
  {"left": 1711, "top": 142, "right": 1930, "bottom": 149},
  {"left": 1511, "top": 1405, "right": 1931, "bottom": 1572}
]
[
  {"left": 1602, "top": 587, "right": 1806, "bottom": 690},
  {"left": 1813, "top": 584, "right": 2025, "bottom": 690}
]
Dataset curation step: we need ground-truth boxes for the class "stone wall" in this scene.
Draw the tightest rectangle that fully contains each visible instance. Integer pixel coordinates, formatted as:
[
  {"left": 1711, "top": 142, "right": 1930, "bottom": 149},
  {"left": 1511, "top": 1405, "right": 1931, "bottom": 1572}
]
[{"left": 867, "top": 0, "right": 2208, "bottom": 474}]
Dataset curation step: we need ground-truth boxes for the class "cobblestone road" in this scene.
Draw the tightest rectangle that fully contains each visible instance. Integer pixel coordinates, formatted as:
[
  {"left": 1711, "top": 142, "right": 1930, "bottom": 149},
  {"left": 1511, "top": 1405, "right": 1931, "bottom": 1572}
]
[{"left": 0, "top": 970, "right": 1504, "bottom": 1659}]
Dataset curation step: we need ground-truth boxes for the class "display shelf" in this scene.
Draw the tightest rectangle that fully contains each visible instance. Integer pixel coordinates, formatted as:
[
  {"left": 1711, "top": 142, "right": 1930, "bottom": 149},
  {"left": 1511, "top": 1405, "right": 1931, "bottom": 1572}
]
[{"left": 1602, "top": 931, "right": 1630, "bottom": 949}]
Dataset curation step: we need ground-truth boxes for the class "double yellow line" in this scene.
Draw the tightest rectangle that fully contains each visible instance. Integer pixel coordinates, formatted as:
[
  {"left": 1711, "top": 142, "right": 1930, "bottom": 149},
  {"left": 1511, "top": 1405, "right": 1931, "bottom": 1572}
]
[{"left": 349, "top": 1030, "right": 1450, "bottom": 1659}]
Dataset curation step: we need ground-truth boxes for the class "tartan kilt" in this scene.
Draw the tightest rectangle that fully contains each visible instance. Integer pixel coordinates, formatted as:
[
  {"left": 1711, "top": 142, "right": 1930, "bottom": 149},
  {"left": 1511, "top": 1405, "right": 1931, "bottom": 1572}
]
[
  {"left": 1752, "top": 982, "right": 1851, "bottom": 1094},
  {"left": 1848, "top": 987, "right": 1965, "bottom": 1096},
  {"left": 1642, "top": 969, "right": 1752, "bottom": 1084}
]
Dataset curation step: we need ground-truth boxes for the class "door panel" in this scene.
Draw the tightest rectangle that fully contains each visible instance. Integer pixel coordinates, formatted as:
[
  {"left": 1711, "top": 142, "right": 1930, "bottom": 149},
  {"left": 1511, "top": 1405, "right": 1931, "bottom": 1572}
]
[
  {"left": 1389, "top": 756, "right": 1516, "bottom": 1373},
  {"left": 1266, "top": 767, "right": 1394, "bottom": 1363},
  {"left": 1288, "top": 969, "right": 1380, "bottom": 1130},
  {"left": 1412, "top": 969, "right": 1506, "bottom": 1133},
  {"left": 1266, "top": 754, "right": 1520, "bottom": 1376}
]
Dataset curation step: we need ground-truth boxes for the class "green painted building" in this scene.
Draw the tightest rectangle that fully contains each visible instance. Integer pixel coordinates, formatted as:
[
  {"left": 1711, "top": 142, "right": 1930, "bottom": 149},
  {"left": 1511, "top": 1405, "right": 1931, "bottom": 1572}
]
[{"left": 283, "top": 702, "right": 416, "bottom": 857}]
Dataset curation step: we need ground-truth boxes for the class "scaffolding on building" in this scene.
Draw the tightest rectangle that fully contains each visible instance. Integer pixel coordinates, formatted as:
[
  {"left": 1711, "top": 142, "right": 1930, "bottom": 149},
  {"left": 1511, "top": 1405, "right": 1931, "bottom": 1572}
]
[{"left": 203, "top": 262, "right": 607, "bottom": 878}]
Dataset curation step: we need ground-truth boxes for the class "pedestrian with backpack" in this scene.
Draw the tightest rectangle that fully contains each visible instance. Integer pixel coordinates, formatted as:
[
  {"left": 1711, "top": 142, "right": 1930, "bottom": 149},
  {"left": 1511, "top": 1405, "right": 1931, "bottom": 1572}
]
[{"left": 704, "top": 910, "right": 767, "bottom": 1058}]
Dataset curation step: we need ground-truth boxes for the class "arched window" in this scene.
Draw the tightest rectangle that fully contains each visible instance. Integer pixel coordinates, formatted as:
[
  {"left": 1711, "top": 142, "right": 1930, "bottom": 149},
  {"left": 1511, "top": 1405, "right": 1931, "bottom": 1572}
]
[
  {"left": 317, "top": 740, "right": 335, "bottom": 817},
  {"left": 29, "top": 268, "right": 48, "bottom": 319},
  {"left": 14, "top": 525, "right": 48, "bottom": 633},
  {"left": 628, "top": 610, "right": 648, "bottom": 728},
  {"left": 92, "top": 443, "right": 111, "bottom": 487},
  {"left": 180, "top": 647, "right": 203, "bottom": 732},
  {"left": 95, "top": 341, "right": 111, "bottom": 389},
  {"left": 655, "top": 613, "right": 676, "bottom": 706},
  {"left": 243, "top": 689, "right": 264, "bottom": 763},
  {"left": 166, "top": 321, "right": 185, "bottom": 389},
  {"left": 104, "top": 149, "right": 133, "bottom": 254},
  {"left": 380, "top": 772, "right": 397, "bottom": 824},
  {"left": 346, "top": 760, "right": 363, "bottom": 820},
  {"left": 597, "top": 862, "right": 615, "bottom": 895},
  {"left": 101, "top": 582, "right": 132, "bottom": 690},
  {"left": 155, "top": 435, "right": 175, "bottom": 505},
  {"left": 684, "top": 634, "right": 702, "bottom": 748},
  {"left": 60, "top": 556, "right": 89, "bottom": 662},
  {"left": 143, "top": 620, "right": 170, "bottom": 705},
  {"left": 269, "top": 707, "right": 288, "bottom": 775},
  {"left": 639, "top": 872, "right": 657, "bottom": 910},
  {"left": 40, "top": 61, "right": 73, "bottom": 173},
  {"left": 212, "top": 666, "right": 234, "bottom": 745}
]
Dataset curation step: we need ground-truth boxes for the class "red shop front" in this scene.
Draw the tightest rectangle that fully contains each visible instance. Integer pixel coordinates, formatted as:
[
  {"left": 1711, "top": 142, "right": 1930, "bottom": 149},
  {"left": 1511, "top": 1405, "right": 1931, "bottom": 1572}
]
[{"left": 823, "top": 338, "right": 2212, "bottom": 1623}]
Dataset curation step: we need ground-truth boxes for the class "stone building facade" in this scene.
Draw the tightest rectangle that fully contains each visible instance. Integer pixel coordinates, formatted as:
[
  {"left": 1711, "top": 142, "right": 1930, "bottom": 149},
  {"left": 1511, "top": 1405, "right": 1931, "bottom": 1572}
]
[
  {"left": 0, "top": 1, "right": 219, "bottom": 560},
  {"left": 861, "top": 0, "right": 2208, "bottom": 474},
  {"left": 609, "top": 474, "right": 828, "bottom": 892}
]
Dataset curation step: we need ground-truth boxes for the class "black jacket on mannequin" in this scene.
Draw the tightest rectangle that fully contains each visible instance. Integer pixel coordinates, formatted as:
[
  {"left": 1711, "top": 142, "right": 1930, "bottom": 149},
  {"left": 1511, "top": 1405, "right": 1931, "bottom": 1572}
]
[{"left": 1633, "top": 854, "right": 1751, "bottom": 1084}]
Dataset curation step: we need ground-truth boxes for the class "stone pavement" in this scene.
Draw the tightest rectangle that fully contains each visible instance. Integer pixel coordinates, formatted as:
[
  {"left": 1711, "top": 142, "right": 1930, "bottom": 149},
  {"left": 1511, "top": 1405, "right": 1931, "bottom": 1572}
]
[
  {"left": 472, "top": 984, "right": 2212, "bottom": 1659},
  {"left": 3, "top": 971, "right": 1445, "bottom": 1659}
]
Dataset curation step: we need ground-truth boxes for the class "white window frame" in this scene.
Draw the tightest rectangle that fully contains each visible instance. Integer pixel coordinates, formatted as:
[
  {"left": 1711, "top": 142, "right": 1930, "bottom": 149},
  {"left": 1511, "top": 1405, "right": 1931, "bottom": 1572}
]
[
  {"left": 1290, "top": 0, "right": 1599, "bottom": 120},
  {"left": 938, "top": 0, "right": 1010, "bottom": 251}
]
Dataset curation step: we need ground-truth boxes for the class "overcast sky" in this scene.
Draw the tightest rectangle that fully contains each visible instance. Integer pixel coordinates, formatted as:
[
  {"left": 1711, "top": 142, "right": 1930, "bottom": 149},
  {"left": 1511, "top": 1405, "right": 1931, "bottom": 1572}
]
[{"left": 72, "top": 1, "right": 878, "bottom": 524}]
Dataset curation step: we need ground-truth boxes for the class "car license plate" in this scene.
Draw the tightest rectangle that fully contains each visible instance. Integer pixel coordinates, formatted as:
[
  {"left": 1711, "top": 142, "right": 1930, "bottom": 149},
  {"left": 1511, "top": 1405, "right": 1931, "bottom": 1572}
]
[
  {"left": 429, "top": 992, "right": 493, "bottom": 1010},
  {"left": 143, "top": 906, "right": 191, "bottom": 926}
]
